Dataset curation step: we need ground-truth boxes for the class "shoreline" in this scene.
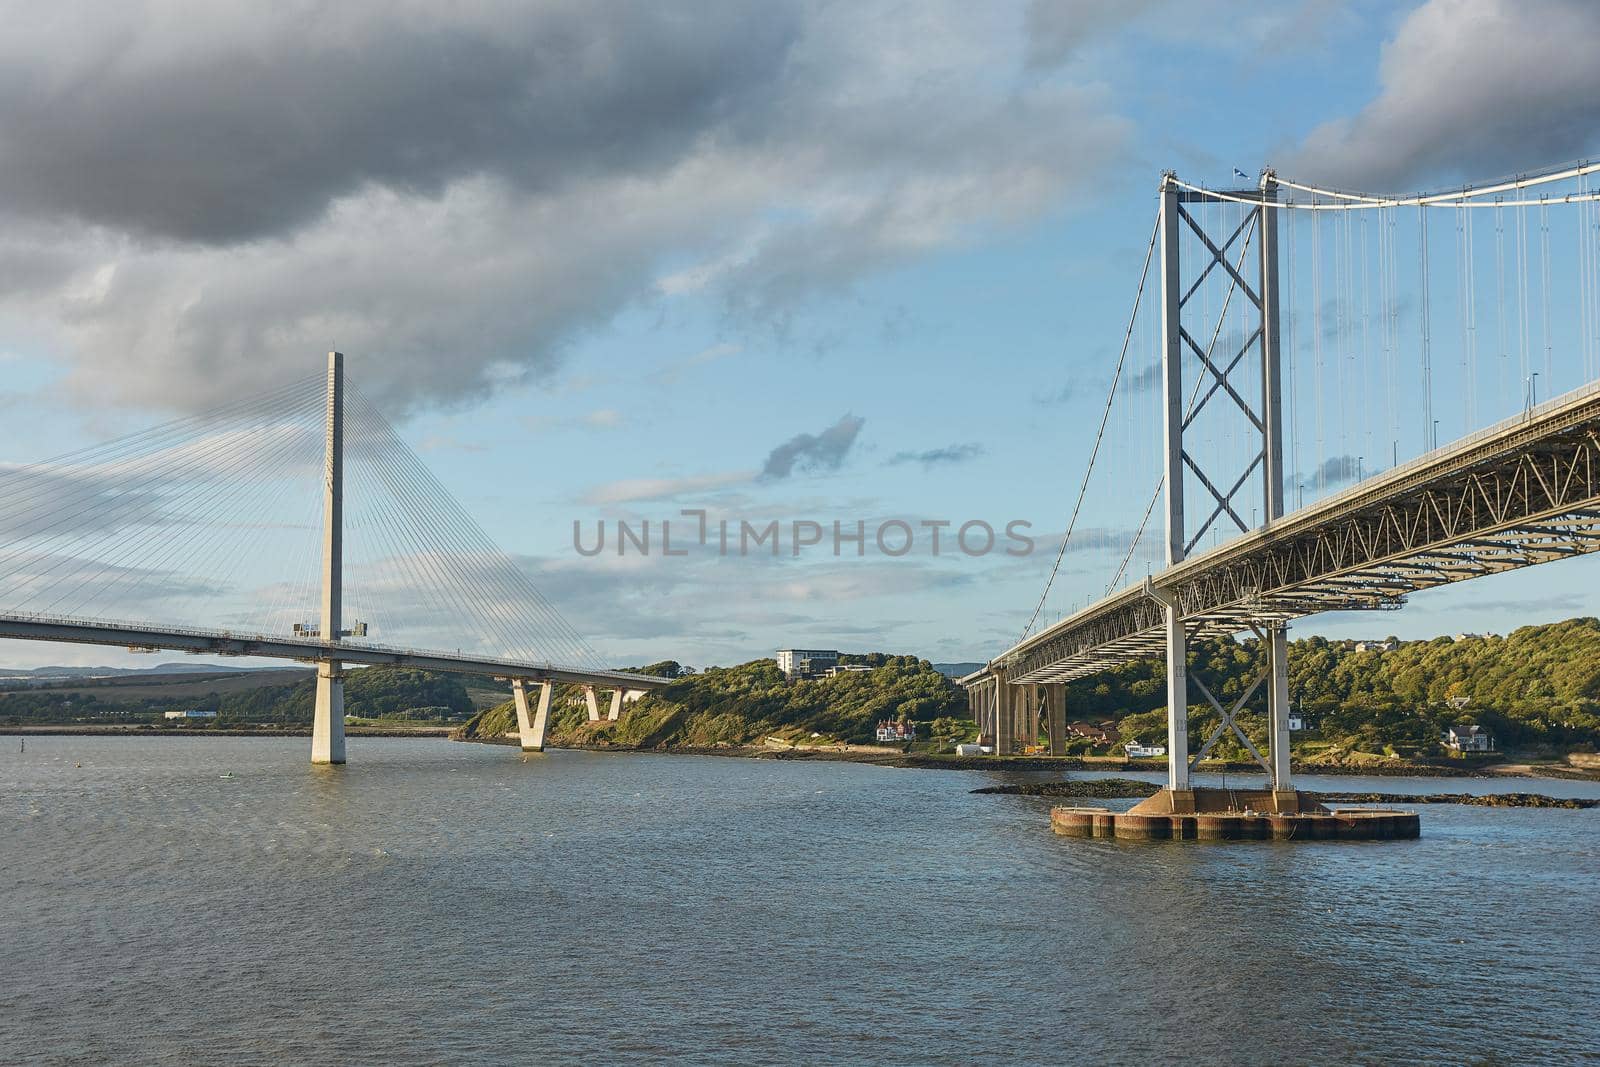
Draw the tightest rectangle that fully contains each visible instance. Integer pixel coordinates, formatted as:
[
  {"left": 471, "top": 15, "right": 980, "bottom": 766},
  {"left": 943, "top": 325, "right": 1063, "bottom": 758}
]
[
  {"left": 0, "top": 725, "right": 455, "bottom": 738},
  {"left": 452, "top": 734, "right": 1600, "bottom": 781},
  {"left": 8, "top": 726, "right": 1597, "bottom": 784}
]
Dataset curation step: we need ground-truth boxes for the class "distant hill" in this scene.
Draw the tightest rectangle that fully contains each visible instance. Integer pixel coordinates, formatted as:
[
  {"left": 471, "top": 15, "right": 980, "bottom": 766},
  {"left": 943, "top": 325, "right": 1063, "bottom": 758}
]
[
  {"left": 932, "top": 662, "right": 983, "bottom": 679},
  {"left": 0, "top": 662, "right": 272, "bottom": 680},
  {"left": 457, "top": 654, "right": 964, "bottom": 748}
]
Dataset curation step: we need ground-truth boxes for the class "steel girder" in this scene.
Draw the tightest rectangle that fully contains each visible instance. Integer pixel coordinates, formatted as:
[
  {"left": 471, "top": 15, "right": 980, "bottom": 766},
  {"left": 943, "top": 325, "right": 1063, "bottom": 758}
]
[{"left": 983, "top": 385, "right": 1600, "bottom": 687}]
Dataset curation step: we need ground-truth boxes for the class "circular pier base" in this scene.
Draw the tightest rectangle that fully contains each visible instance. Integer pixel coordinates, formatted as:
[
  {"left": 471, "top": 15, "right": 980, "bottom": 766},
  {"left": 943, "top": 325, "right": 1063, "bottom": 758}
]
[{"left": 1050, "top": 805, "right": 1419, "bottom": 842}]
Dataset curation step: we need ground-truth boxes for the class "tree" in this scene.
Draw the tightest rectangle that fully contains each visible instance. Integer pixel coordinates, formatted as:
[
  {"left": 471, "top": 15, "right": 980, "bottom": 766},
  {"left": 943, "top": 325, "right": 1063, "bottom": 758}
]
[{"left": 931, "top": 716, "right": 963, "bottom": 752}]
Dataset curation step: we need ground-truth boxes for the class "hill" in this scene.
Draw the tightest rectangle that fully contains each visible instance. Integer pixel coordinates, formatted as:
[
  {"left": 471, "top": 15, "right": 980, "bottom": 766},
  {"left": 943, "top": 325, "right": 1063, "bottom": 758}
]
[
  {"left": 1062, "top": 617, "right": 1600, "bottom": 760},
  {"left": 455, "top": 655, "right": 963, "bottom": 749},
  {"left": 0, "top": 665, "right": 481, "bottom": 725}
]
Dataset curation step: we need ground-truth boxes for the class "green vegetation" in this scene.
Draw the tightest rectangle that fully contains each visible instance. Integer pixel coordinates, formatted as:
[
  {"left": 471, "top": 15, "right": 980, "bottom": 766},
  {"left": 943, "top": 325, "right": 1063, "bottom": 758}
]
[
  {"left": 1064, "top": 618, "right": 1600, "bottom": 761},
  {"left": 455, "top": 655, "right": 963, "bottom": 749},
  {"left": 0, "top": 665, "right": 477, "bottom": 726}
]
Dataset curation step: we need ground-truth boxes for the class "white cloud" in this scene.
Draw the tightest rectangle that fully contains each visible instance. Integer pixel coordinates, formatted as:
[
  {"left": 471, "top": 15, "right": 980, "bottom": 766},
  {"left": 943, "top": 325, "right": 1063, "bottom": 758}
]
[{"left": 1290, "top": 0, "right": 1600, "bottom": 188}]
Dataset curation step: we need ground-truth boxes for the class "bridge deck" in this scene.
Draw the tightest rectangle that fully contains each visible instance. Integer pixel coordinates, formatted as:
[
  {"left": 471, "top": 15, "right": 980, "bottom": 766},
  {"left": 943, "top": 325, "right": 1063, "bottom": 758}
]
[
  {"left": 0, "top": 612, "right": 668, "bottom": 690},
  {"left": 974, "top": 379, "right": 1600, "bottom": 687}
]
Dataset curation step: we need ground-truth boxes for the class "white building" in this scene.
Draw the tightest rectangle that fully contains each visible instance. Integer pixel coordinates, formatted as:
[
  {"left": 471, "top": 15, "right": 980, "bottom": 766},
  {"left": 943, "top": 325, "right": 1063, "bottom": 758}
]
[
  {"left": 825, "top": 664, "right": 873, "bottom": 677},
  {"left": 1124, "top": 740, "right": 1166, "bottom": 758},
  {"left": 1443, "top": 724, "right": 1493, "bottom": 752},
  {"left": 776, "top": 649, "right": 840, "bottom": 680},
  {"left": 164, "top": 709, "right": 217, "bottom": 720}
]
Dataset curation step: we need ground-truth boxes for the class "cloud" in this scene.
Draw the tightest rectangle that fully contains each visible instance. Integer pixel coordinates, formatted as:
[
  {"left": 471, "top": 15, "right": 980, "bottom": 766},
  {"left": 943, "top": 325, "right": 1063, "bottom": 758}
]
[
  {"left": 581, "top": 471, "right": 756, "bottom": 506},
  {"left": 649, "top": 342, "right": 743, "bottom": 385},
  {"left": 760, "top": 414, "right": 865, "bottom": 479},
  {"left": 886, "top": 443, "right": 984, "bottom": 468},
  {"left": 520, "top": 407, "right": 629, "bottom": 434},
  {"left": 1289, "top": 0, "right": 1600, "bottom": 188},
  {"left": 1024, "top": 0, "right": 1164, "bottom": 68},
  {"left": 0, "top": 2, "right": 1133, "bottom": 415},
  {"left": 1033, "top": 383, "right": 1076, "bottom": 406},
  {"left": 1126, "top": 359, "right": 1163, "bottom": 393},
  {"left": 1298, "top": 454, "right": 1362, "bottom": 489}
]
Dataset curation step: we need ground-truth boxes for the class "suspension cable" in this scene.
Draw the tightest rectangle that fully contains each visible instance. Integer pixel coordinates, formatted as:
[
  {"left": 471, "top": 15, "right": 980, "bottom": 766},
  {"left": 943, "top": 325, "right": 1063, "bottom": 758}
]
[{"left": 1019, "top": 212, "right": 1160, "bottom": 642}]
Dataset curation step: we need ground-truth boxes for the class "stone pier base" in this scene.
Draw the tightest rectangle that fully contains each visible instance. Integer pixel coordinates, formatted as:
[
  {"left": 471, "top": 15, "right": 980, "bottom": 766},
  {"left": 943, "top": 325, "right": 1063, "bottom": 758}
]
[{"left": 1050, "top": 788, "right": 1419, "bottom": 842}]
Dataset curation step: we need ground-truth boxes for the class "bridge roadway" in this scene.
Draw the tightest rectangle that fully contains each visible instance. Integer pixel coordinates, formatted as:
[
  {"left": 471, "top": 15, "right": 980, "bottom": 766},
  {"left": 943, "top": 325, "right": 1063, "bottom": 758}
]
[
  {"left": 970, "top": 378, "right": 1600, "bottom": 689},
  {"left": 0, "top": 611, "right": 668, "bottom": 691}
]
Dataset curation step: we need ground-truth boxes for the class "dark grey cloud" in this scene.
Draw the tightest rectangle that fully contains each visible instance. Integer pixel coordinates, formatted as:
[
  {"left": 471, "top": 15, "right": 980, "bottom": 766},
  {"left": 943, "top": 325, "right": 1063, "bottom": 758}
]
[
  {"left": 1290, "top": 0, "right": 1600, "bottom": 188},
  {"left": 886, "top": 443, "right": 984, "bottom": 468},
  {"left": 761, "top": 414, "right": 865, "bottom": 479},
  {"left": 1126, "top": 359, "right": 1163, "bottom": 393},
  {"left": 0, "top": 2, "right": 1133, "bottom": 415},
  {"left": 0, "top": 4, "right": 797, "bottom": 244},
  {"left": 1298, "top": 454, "right": 1362, "bottom": 489}
]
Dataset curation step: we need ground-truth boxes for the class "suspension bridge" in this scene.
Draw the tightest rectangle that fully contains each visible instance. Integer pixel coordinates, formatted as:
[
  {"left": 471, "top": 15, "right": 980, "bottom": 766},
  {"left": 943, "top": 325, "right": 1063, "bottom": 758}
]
[
  {"left": 963, "top": 160, "right": 1600, "bottom": 814},
  {"left": 0, "top": 352, "right": 666, "bottom": 763}
]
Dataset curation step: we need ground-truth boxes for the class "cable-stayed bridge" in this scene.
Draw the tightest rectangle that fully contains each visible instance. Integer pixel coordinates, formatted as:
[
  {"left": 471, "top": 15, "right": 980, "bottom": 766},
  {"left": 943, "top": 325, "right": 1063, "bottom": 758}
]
[
  {"left": 964, "top": 161, "right": 1600, "bottom": 812},
  {"left": 0, "top": 353, "right": 665, "bottom": 763}
]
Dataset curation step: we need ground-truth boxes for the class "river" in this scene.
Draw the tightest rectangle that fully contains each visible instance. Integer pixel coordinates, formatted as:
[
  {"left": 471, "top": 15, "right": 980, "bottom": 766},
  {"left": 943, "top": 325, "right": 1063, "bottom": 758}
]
[{"left": 2, "top": 737, "right": 1597, "bottom": 1065}]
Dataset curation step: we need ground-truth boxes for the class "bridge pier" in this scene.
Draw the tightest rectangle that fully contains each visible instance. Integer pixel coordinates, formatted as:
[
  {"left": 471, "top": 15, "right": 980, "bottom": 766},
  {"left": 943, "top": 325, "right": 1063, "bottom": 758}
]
[
  {"left": 1045, "top": 684, "right": 1066, "bottom": 756},
  {"left": 993, "top": 668, "right": 1014, "bottom": 755},
  {"left": 582, "top": 684, "right": 601, "bottom": 722},
  {"left": 311, "top": 660, "right": 345, "bottom": 765},
  {"left": 312, "top": 351, "right": 346, "bottom": 767},
  {"left": 1267, "top": 622, "right": 1293, "bottom": 801},
  {"left": 607, "top": 688, "right": 624, "bottom": 721},
  {"left": 512, "top": 678, "right": 554, "bottom": 751}
]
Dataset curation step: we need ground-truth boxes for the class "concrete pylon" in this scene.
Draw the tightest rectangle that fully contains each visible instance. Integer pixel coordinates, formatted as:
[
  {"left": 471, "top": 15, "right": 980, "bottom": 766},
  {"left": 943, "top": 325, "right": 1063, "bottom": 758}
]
[
  {"left": 311, "top": 351, "right": 346, "bottom": 766},
  {"left": 993, "top": 667, "right": 1013, "bottom": 755},
  {"left": 607, "top": 689, "right": 625, "bottom": 721},
  {"left": 512, "top": 678, "right": 553, "bottom": 752},
  {"left": 583, "top": 685, "right": 601, "bottom": 722},
  {"left": 1267, "top": 622, "right": 1293, "bottom": 801},
  {"left": 1045, "top": 684, "right": 1066, "bottom": 756}
]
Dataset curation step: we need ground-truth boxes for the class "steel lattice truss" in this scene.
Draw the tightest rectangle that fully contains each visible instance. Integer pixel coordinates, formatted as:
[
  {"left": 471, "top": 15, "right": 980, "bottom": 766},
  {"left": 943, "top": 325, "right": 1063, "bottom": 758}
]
[{"left": 972, "top": 383, "right": 1600, "bottom": 688}]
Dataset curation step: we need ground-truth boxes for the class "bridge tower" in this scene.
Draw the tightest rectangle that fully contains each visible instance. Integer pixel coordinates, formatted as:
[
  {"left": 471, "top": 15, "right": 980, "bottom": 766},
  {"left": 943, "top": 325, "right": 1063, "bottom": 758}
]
[
  {"left": 311, "top": 351, "right": 347, "bottom": 765},
  {"left": 1155, "top": 172, "right": 1293, "bottom": 806}
]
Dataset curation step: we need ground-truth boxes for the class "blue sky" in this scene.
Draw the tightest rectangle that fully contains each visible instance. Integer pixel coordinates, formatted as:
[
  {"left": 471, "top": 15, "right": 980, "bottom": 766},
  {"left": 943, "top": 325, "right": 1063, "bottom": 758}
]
[{"left": 0, "top": 1, "right": 1597, "bottom": 669}]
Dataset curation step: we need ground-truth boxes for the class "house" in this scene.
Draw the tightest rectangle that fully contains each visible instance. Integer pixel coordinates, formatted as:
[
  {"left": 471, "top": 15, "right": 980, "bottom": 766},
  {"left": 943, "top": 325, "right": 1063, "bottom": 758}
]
[
  {"left": 1443, "top": 724, "right": 1493, "bottom": 752},
  {"left": 954, "top": 742, "right": 992, "bottom": 756},
  {"left": 1067, "top": 721, "right": 1120, "bottom": 744},
  {"left": 1287, "top": 714, "right": 1305, "bottom": 732},
  {"left": 1124, "top": 740, "right": 1167, "bottom": 758},
  {"left": 1451, "top": 633, "right": 1485, "bottom": 643},
  {"left": 776, "top": 649, "right": 840, "bottom": 680},
  {"left": 874, "top": 719, "right": 914, "bottom": 742},
  {"left": 1354, "top": 640, "right": 1398, "bottom": 653},
  {"left": 163, "top": 709, "right": 217, "bottom": 720}
]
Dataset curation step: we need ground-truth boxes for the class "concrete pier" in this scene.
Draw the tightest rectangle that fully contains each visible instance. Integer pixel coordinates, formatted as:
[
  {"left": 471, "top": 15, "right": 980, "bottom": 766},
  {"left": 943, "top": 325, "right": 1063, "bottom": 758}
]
[{"left": 1050, "top": 790, "right": 1420, "bottom": 842}]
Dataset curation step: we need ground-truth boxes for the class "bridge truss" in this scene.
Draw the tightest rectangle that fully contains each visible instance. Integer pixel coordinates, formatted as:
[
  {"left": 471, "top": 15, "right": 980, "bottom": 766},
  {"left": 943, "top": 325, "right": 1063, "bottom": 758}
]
[{"left": 965, "top": 161, "right": 1600, "bottom": 808}]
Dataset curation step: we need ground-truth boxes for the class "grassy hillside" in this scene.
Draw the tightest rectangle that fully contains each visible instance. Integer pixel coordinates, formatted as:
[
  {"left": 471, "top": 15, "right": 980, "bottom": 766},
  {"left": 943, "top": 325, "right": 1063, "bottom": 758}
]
[
  {"left": 1065, "top": 618, "right": 1600, "bottom": 760},
  {"left": 455, "top": 655, "right": 963, "bottom": 748}
]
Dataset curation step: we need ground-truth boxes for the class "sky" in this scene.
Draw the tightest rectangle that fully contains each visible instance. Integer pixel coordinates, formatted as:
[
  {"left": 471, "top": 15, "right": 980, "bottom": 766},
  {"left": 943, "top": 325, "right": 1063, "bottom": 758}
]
[{"left": 0, "top": 0, "right": 1599, "bottom": 670}]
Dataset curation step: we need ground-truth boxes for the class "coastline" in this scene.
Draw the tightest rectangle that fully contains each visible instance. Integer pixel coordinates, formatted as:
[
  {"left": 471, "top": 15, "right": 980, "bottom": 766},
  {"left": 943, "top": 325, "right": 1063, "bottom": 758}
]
[
  {"left": 8, "top": 726, "right": 1596, "bottom": 783},
  {"left": 451, "top": 733, "right": 1600, "bottom": 781},
  {"left": 0, "top": 724, "right": 455, "bottom": 739}
]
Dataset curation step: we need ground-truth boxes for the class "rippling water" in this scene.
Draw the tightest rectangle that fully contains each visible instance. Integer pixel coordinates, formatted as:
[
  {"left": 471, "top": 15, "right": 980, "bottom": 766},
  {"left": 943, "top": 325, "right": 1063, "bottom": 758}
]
[{"left": 3, "top": 737, "right": 1598, "bottom": 1065}]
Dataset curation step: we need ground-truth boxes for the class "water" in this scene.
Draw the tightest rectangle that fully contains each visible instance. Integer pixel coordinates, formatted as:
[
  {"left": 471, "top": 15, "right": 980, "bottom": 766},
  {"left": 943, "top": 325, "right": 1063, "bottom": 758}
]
[{"left": 2, "top": 738, "right": 1598, "bottom": 1065}]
